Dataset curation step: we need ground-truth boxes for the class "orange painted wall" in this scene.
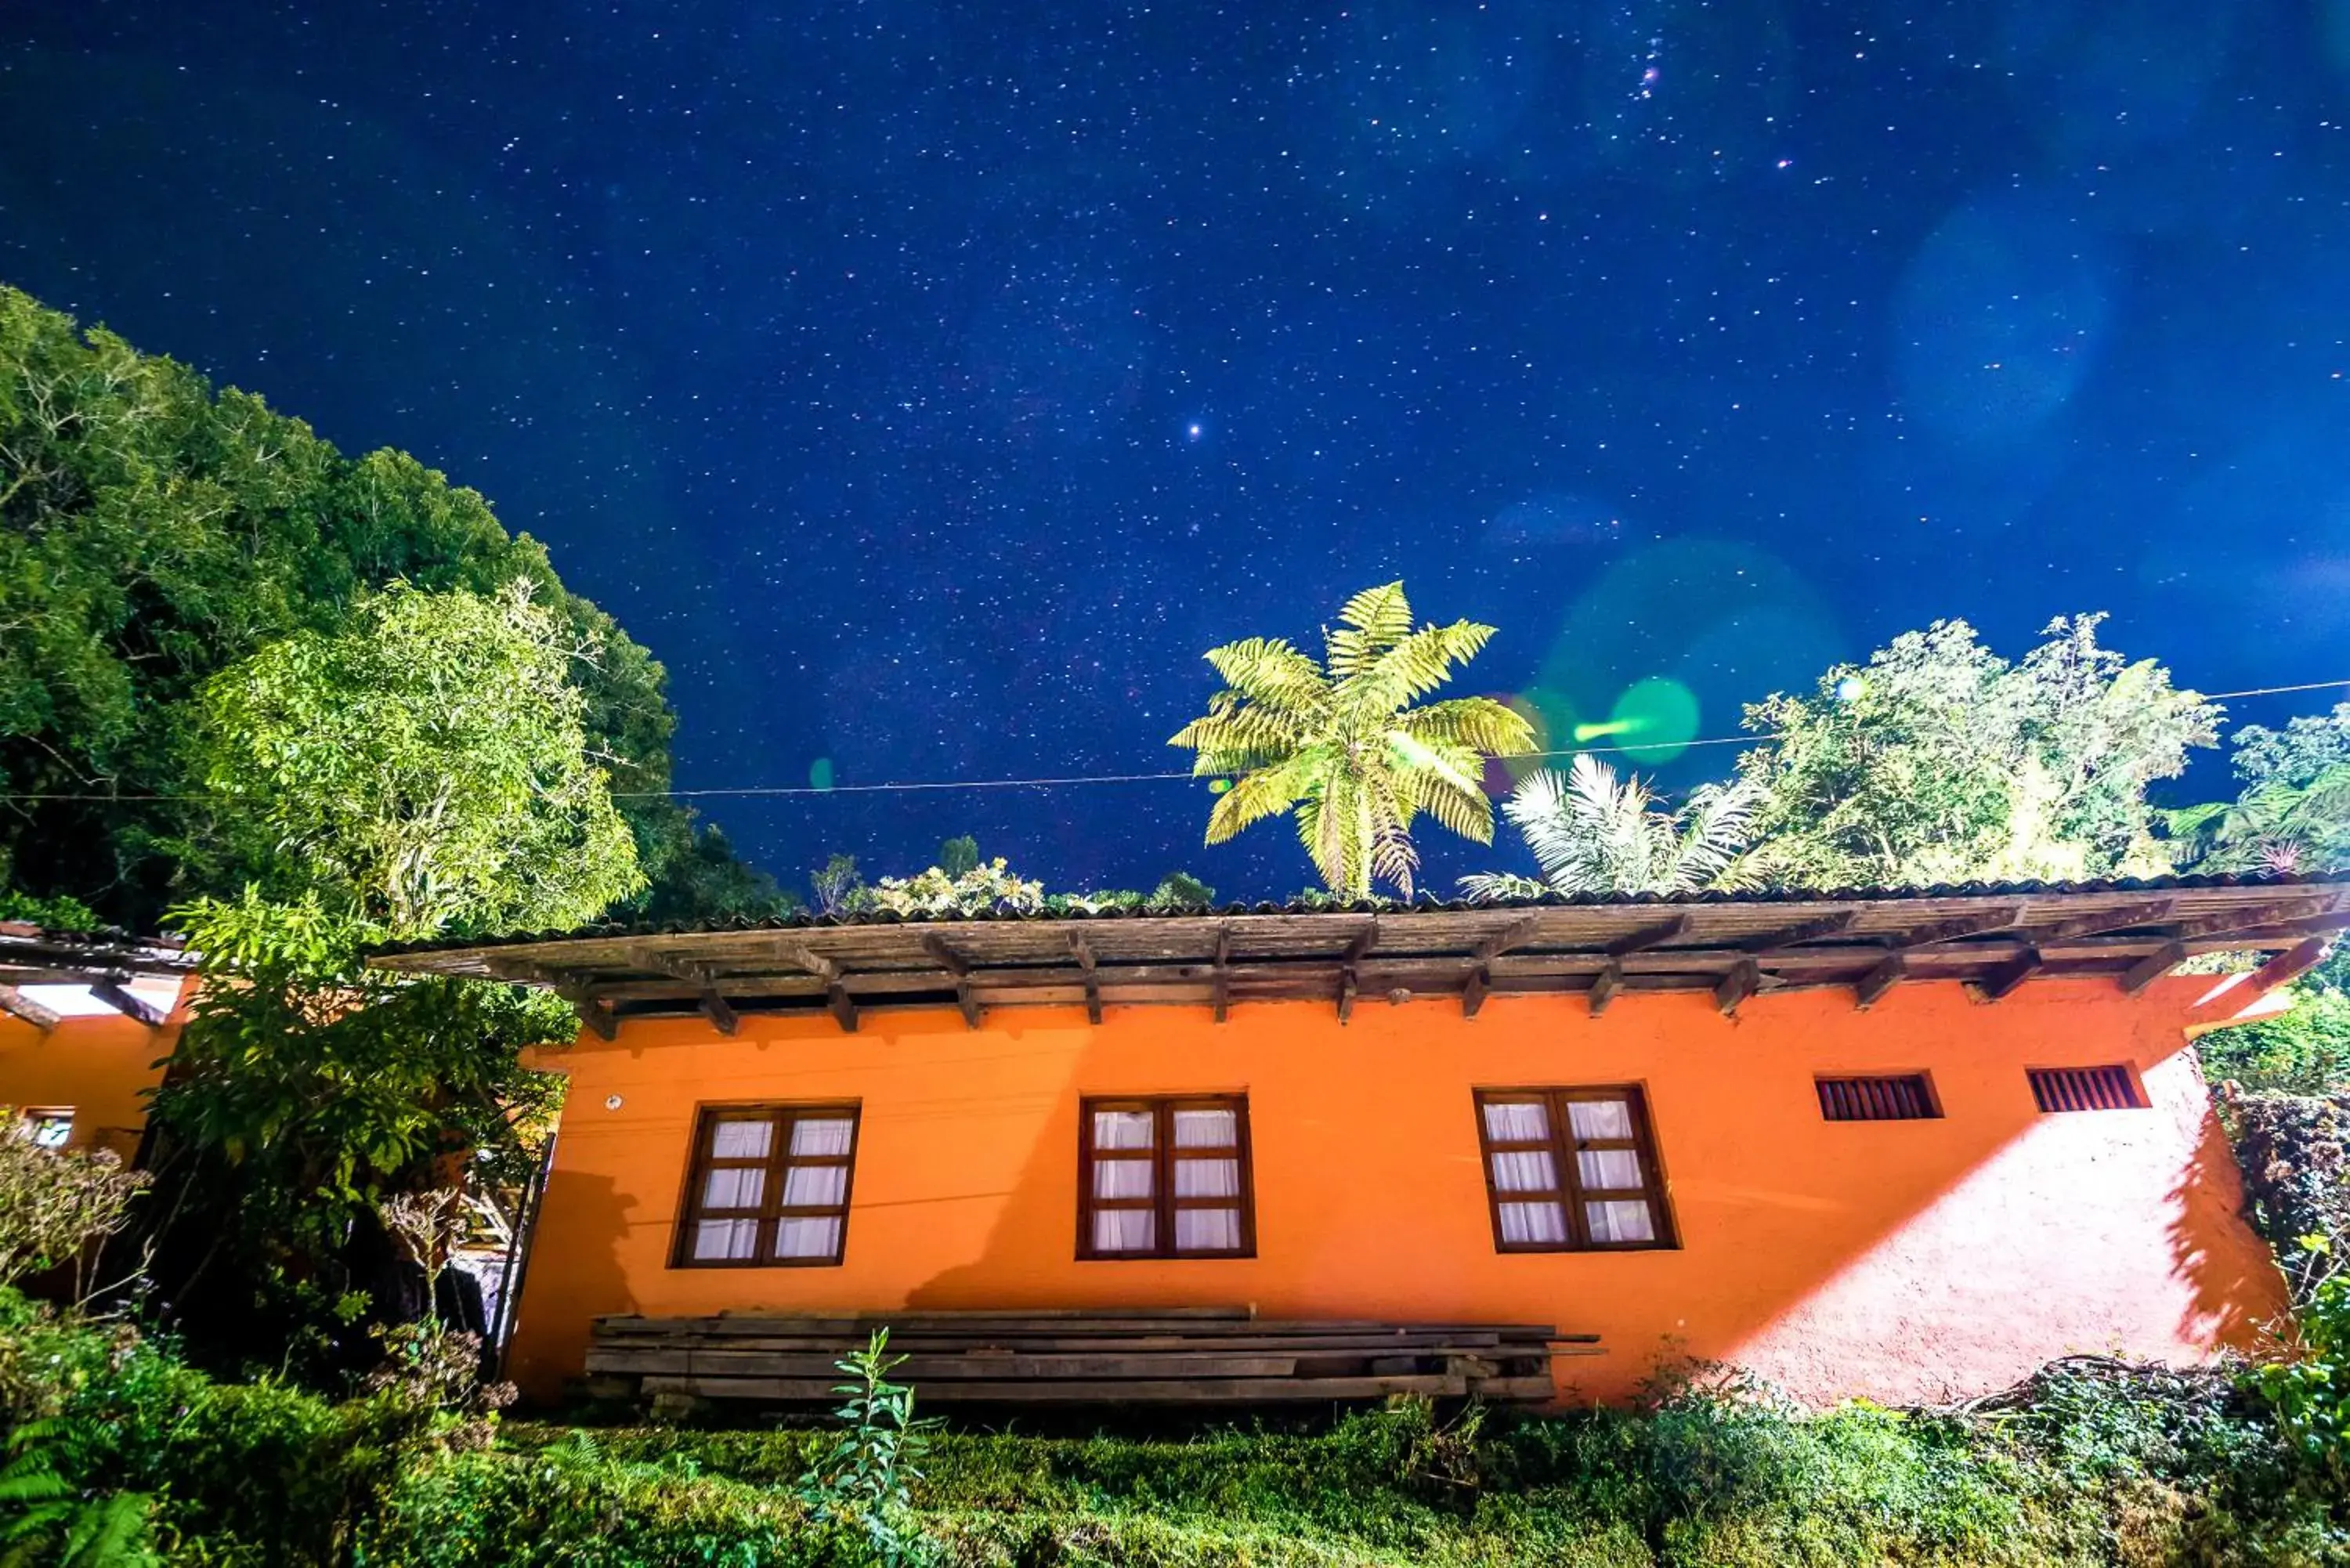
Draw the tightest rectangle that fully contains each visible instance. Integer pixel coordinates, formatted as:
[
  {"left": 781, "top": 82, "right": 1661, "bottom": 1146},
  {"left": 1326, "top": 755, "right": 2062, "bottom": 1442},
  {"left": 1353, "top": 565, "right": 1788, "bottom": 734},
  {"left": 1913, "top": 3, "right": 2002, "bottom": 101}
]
[
  {"left": 504, "top": 975, "right": 2287, "bottom": 1407},
  {"left": 0, "top": 991, "right": 186, "bottom": 1160}
]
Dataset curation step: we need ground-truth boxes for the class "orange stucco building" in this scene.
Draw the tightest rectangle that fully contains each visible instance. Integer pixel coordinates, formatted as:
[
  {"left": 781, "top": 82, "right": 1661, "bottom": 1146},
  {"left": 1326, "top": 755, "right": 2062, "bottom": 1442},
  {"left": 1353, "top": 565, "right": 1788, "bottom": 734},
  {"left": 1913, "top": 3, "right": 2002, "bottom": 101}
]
[
  {"left": 0, "top": 929, "right": 192, "bottom": 1159},
  {"left": 370, "top": 880, "right": 2327, "bottom": 1409}
]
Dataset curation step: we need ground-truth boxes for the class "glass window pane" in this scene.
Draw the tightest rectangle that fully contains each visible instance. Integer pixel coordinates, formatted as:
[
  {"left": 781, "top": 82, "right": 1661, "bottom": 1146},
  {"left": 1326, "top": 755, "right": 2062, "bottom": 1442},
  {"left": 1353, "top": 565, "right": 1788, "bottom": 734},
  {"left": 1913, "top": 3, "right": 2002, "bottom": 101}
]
[
  {"left": 1585, "top": 1199, "right": 1657, "bottom": 1244},
  {"left": 1174, "top": 1208, "right": 1240, "bottom": 1252},
  {"left": 775, "top": 1216, "right": 844, "bottom": 1259},
  {"left": 1577, "top": 1149, "right": 1643, "bottom": 1191},
  {"left": 710, "top": 1119, "right": 773, "bottom": 1160},
  {"left": 23, "top": 1114, "right": 70, "bottom": 1150},
  {"left": 692, "top": 1219, "right": 761, "bottom": 1260},
  {"left": 1173, "top": 1157, "right": 1238, "bottom": 1198},
  {"left": 1093, "top": 1158, "right": 1154, "bottom": 1199},
  {"left": 1482, "top": 1100, "right": 1550, "bottom": 1142},
  {"left": 1497, "top": 1201, "right": 1569, "bottom": 1245},
  {"left": 1172, "top": 1107, "right": 1236, "bottom": 1148},
  {"left": 1489, "top": 1150, "right": 1558, "bottom": 1194},
  {"left": 703, "top": 1167, "right": 765, "bottom": 1210},
  {"left": 1094, "top": 1109, "right": 1155, "bottom": 1150},
  {"left": 1092, "top": 1208, "right": 1155, "bottom": 1252},
  {"left": 790, "top": 1118, "right": 855, "bottom": 1158},
  {"left": 781, "top": 1165, "right": 847, "bottom": 1208},
  {"left": 1567, "top": 1099, "right": 1634, "bottom": 1141}
]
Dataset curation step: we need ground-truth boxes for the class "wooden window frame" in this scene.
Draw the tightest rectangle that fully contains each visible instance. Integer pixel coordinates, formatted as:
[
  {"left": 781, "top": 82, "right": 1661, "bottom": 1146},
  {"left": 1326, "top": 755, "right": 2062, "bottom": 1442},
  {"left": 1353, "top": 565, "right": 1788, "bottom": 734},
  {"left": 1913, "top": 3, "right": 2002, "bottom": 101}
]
[
  {"left": 2026, "top": 1064, "right": 2146, "bottom": 1114},
  {"left": 1473, "top": 1086, "right": 1677, "bottom": 1254},
  {"left": 1815, "top": 1073, "right": 1942, "bottom": 1122},
  {"left": 1076, "top": 1094, "right": 1256, "bottom": 1261},
  {"left": 670, "top": 1101, "right": 862, "bottom": 1270}
]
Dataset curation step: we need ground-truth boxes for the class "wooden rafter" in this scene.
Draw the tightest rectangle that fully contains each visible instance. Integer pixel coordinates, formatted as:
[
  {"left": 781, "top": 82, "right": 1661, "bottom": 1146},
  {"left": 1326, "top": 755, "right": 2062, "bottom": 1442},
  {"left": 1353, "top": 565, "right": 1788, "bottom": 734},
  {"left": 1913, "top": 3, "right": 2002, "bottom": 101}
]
[
  {"left": 1604, "top": 915, "right": 1690, "bottom": 956},
  {"left": 1587, "top": 960, "right": 1623, "bottom": 1017},
  {"left": 1972, "top": 948, "right": 2041, "bottom": 1002},
  {"left": 1740, "top": 911, "right": 1860, "bottom": 954},
  {"left": 2232, "top": 935, "right": 2334, "bottom": 1002},
  {"left": 1210, "top": 924, "right": 1231, "bottom": 1024},
  {"left": 1336, "top": 922, "right": 1377, "bottom": 1024},
  {"left": 1462, "top": 916, "right": 1535, "bottom": 1020},
  {"left": 1852, "top": 953, "right": 1906, "bottom": 1010},
  {"left": 1069, "top": 934, "right": 1101, "bottom": 1024},
  {"left": 1880, "top": 908, "right": 2026, "bottom": 951},
  {"left": 0, "top": 984, "right": 60, "bottom": 1031},
  {"left": 924, "top": 936, "right": 981, "bottom": 1029},
  {"left": 627, "top": 946, "right": 737, "bottom": 1036},
  {"left": 1713, "top": 958, "right": 1761, "bottom": 1017},
  {"left": 552, "top": 980, "right": 619, "bottom": 1042},
  {"left": 89, "top": 977, "right": 165, "bottom": 1028}
]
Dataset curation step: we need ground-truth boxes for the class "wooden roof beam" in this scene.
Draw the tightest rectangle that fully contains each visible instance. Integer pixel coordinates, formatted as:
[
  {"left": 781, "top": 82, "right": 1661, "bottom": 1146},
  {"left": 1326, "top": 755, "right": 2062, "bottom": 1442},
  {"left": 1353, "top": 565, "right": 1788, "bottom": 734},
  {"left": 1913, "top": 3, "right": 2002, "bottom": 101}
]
[
  {"left": 1068, "top": 934, "right": 1101, "bottom": 1024},
  {"left": 1210, "top": 925, "right": 1231, "bottom": 1024},
  {"left": 2024, "top": 900, "right": 2177, "bottom": 945},
  {"left": 2235, "top": 935, "right": 2334, "bottom": 1003},
  {"left": 1336, "top": 922, "right": 1377, "bottom": 1024},
  {"left": 2114, "top": 900, "right": 2337, "bottom": 995},
  {"left": 1462, "top": 916, "right": 1535, "bottom": 1020},
  {"left": 1880, "top": 907, "right": 2026, "bottom": 951},
  {"left": 88, "top": 977, "right": 165, "bottom": 1028},
  {"left": 1714, "top": 958, "right": 1761, "bottom": 1017},
  {"left": 552, "top": 981, "right": 618, "bottom": 1042},
  {"left": 1587, "top": 961, "right": 1623, "bottom": 1017},
  {"left": 1852, "top": 953, "right": 1905, "bottom": 1010},
  {"left": 776, "top": 941, "right": 857, "bottom": 1032},
  {"left": 1740, "top": 910, "right": 1860, "bottom": 955},
  {"left": 1604, "top": 914, "right": 1690, "bottom": 957},
  {"left": 0, "top": 984, "right": 60, "bottom": 1032},
  {"left": 627, "top": 945, "right": 737, "bottom": 1036},
  {"left": 924, "top": 937, "right": 982, "bottom": 1030},
  {"left": 1972, "top": 948, "right": 2041, "bottom": 1002}
]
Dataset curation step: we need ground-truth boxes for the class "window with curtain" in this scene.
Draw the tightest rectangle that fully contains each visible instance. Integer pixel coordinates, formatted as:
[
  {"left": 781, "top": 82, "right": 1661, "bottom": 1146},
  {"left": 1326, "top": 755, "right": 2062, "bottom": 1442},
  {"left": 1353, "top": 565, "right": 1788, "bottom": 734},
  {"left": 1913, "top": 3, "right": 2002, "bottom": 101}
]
[
  {"left": 1473, "top": 1087, "right": 1674, "bottom": 1252},
  {"left": 673, "top": 1103, "right": 860, "bottom": 1267},
  {"left": 1077, "top": 1095, "right": 1254, "bottom": 1259}
]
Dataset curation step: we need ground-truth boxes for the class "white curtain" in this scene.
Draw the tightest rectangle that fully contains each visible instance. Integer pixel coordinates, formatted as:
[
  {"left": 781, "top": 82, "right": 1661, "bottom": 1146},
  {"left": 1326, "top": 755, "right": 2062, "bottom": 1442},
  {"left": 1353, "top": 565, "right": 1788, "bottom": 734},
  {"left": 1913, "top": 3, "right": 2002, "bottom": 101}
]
[
  {"left": 1482, "top": 1100, "right": 1549, "bottom": 1141},
  {"left": 1094, "top": 1158, "right": 1154, "bottom": 1198},
  {"left": 1577, "top": 1149, "right": 1643, "bottom": 1190},
  {"left": 1092, "top": 1209, "right": 1155, "bottom": 1252},
  {"left": 1173, "top": 1157, "right": 1238, "bottom": 1198},
  {"left": 1174, "top": 1208, "right": 1240, "bottom": 1251},
  {"left": 782, "top": 1165, "right": 848, "bottom": 1207},
  {"left": 1497, "top": 1201, "right": 1568, "bottom": 1245},
  {"left": 790, "top": 1118, "right": 855, "bottom": 1158},
  {"left": 1488, "top": 1150, "right": 1557, "bottom": 1194},
  {"left": 703, "top": 1168, "right": 765, "bottom": 1209},
  {"left": 1094, "top": 1110, "right": 1155, "bottom": 1150},
  {"left": 1172, "top": 1108, "right": 1235, "bottom": 1147},
  {"left": 1585, "top": 1199, "right": 1655, "bottom": 1243},
  {"left": 774, "top": 1216, "right": 844, "bottom": 1258},
  {"left": 1567, "top": 1100, "right": 1633, "bottom": 1140},
  {"left": 710, "top": 1120, "right": 774, "bottom": 1160},
  {"left": 692, "top": 1218, "right": 760, "bottom": 1260}
]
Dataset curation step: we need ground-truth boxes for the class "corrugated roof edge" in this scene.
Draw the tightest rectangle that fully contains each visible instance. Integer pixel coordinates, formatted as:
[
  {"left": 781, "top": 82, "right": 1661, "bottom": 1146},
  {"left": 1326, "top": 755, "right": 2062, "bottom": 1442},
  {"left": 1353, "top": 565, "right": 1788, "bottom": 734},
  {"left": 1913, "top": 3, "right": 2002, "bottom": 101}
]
[{"left": 366, "top": 868, "right": 2350, "bottom": 959}]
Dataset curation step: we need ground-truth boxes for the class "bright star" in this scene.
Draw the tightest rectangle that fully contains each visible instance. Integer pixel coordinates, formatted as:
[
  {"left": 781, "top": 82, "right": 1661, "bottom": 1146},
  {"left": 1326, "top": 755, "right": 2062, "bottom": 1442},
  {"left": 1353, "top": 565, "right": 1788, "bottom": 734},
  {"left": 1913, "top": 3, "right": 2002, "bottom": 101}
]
[{"left": 1187, "top": 423, "right": 1202, "bottom": 439}]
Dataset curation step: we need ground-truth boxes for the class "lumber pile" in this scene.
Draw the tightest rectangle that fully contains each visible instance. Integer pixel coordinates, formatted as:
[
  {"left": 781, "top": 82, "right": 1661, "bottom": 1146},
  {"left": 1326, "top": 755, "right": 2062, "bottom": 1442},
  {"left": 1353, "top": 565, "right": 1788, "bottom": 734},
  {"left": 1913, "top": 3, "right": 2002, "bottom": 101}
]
[{"left": 584, "top": 1308, "right": 1593, "bottom": 1407}]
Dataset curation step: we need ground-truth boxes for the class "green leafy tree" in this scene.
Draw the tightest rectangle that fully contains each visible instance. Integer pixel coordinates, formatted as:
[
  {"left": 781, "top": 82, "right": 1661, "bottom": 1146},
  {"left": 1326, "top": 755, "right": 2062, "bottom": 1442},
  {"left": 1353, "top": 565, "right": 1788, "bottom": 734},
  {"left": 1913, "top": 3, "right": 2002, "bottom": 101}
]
[
  {"left": 1737, "top": 616, "right": 2218, "bottom": 889},
  {"left": 850, "top": 858, "right": 1043, "bottom": 917},
  {"left": 136, "top": 890, "right": 571, "bottom": 1377},
  {"left": 810, "top": 854, "right": 864, "bottom": 916},
  {"left": 1169, "top": 582, "right": 1533, "bottom": 898},
  {"left": 936, "top": 836, "right": 981, "bottom": 879},
  {"left": 183, "top": 580, "right": 642, "bottom": 938},
  {"left": 2167, "top": 703, "right": 2350, "bottom": 875},
  {"left": 1462, "top": 754, "right": 1765, "bottom": 900},
  {"left": 0, "top": 284, "right": 769, "bottom": 927}
]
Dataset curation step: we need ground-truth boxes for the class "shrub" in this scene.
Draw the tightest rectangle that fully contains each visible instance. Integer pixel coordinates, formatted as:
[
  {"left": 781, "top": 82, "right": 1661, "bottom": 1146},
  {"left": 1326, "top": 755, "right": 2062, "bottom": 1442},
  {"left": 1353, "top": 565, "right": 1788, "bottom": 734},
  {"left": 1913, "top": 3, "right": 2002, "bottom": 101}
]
[{"left": 0, "top": 1122, "right": 147, "bottom": 1292}]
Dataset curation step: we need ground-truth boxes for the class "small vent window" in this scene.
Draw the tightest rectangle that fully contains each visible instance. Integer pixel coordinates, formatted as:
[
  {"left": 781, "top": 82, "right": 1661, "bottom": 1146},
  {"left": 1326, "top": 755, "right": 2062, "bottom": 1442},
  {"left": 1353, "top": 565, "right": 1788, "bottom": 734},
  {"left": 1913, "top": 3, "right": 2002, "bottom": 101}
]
[
  {"left": 1817, "top": 1075, "right": 1938, "bottom": 1122},
  {"left": 2028, "top": 1066, "right": 2143, "bottom": 1113}
]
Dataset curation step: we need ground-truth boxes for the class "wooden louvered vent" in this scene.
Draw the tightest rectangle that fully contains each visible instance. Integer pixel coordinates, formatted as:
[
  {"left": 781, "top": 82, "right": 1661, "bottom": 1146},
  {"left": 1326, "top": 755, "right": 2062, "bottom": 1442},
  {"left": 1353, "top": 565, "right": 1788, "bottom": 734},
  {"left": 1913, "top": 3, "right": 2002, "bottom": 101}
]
[
  {"left": 2027, "top": 1065, "right": 2143, "bottom": 1113},
  {"left": 1816, "top": 1075, "right": 1938, "bottom": 1122}
]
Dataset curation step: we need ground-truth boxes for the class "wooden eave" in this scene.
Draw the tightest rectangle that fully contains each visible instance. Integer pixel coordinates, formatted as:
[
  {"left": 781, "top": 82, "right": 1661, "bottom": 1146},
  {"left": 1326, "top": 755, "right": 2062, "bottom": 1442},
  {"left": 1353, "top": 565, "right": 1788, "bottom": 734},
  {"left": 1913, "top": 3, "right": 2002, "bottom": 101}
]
[
  {"left": 364, "top": 877, "right": 2350, "bottom": 1034},
  {"left": 0, "top": 925, "right": 191, "bottom": 1031}
]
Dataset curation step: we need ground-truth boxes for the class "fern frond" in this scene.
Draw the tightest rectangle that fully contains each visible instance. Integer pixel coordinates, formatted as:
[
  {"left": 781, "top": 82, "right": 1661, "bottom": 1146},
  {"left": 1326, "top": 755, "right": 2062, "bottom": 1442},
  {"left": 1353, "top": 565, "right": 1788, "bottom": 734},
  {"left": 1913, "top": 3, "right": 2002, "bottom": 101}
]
[
  {"left": 1457, "top": 871, "right": 1550, "bottom": 902},
  {"left": 1336, "top": 581, "right": 1413, "bottom": 647},
  {"left": 1206, "top": 753, "right": 1322, "bottom": 844},
  {"left": 1199, "top": 638, "right": 1330, "bottom": 715},
  {"left": 1398, "top": 698, "right": 1535, "bottom": 757}
]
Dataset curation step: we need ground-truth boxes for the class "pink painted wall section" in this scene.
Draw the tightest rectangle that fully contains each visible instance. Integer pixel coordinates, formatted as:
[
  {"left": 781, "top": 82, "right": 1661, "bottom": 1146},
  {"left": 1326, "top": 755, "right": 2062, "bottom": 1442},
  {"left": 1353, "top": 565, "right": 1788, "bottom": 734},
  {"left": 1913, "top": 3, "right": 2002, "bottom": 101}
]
[{"left": 506, "top": 973, "right": 2287, "bottom": 1407}]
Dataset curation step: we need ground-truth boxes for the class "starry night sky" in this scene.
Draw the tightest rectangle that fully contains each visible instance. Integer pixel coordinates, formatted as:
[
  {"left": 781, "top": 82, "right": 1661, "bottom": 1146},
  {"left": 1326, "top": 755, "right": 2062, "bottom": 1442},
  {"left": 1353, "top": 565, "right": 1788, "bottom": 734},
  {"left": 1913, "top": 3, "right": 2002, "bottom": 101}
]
[{"left": 5, "top": 2, "right": 2350, "bottom": 901}]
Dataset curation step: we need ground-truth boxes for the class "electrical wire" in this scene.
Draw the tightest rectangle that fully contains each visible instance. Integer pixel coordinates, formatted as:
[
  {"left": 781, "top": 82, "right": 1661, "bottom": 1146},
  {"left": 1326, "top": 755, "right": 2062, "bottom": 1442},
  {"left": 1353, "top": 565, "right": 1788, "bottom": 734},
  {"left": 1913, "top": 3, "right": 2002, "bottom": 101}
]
[{"left": 2, "top": 679, "right": 2345, "bottom": 804}]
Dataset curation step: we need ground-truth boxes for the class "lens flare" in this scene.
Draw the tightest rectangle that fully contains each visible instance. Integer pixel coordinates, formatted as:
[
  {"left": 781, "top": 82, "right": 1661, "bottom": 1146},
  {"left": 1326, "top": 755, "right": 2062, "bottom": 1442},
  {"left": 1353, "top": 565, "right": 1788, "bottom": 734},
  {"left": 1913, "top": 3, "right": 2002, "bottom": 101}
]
[
  {"left": 808, "top": 757, "right": 835, "bottom": 791},
  {"left": 1609, "top": 677, "right": 1701, "bottom": 766}
]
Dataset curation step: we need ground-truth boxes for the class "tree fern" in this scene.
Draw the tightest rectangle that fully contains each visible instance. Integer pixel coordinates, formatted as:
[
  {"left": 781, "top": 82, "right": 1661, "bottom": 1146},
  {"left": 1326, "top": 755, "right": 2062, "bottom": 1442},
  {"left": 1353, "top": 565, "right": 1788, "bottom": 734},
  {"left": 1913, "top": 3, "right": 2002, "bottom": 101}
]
[
  {"left": 0, "top": 1420, "right": 157, "bottom": 1568},
  {"left": 1170, "top": 583, "right": 1532, "bottom": 898},
  {"left": 1463, "top": 753, "right": 1766, "bottom": 899}
]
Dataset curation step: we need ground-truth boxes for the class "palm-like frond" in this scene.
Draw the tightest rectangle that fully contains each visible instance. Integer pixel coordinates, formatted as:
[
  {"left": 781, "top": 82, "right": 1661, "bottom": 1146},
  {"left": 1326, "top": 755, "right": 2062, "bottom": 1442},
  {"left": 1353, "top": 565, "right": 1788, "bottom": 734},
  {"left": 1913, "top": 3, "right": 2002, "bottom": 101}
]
[
  {"left": 1488, "top": 755, "right": 1762, "bottom": 897},
  {"left": 1171, "top": 583, "right": 1525, "bottom": 897}
]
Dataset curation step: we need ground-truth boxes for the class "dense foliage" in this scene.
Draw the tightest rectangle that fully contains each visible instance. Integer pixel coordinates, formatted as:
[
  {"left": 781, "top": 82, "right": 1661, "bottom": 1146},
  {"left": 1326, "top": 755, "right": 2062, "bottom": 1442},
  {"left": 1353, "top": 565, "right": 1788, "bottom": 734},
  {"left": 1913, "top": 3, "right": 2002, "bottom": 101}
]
[
  {"left": 1170, "top": 581, "right": 1534, "bottom": 898},
  {"left": 0, "top": 284, "right": 776, "bottom": 930},
  {"left": 184, "top": 580, "right": 643, "bottom": 938},
  {"left": 1736, "top": 616, "right": 2218, "bottom": 890}
]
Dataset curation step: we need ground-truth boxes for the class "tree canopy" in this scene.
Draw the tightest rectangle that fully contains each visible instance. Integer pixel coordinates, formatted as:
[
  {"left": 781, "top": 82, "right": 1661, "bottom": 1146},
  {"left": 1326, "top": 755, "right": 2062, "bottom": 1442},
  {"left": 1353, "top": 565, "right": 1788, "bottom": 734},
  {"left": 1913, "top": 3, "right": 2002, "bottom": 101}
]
[
  {"left": 0, "top": 284, "right": 777, "bottom": 929},
  {"left": 1463, "top": 754, "right": 1764, "bottom": 901},
  {"left": 1169, "top": 581, "right": 1533, "bottom": 898},
  {"left": 1735, "top": 616, "right": 2219, "bottom": 889}
]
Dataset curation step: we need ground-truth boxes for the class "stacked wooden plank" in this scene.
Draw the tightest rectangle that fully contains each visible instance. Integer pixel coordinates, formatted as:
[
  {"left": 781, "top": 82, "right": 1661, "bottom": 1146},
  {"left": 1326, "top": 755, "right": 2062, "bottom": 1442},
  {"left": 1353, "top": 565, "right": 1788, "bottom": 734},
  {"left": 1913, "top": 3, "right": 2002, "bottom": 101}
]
[{"left": 584, "top": 1308, "right": 1594, "bottom": 1406}]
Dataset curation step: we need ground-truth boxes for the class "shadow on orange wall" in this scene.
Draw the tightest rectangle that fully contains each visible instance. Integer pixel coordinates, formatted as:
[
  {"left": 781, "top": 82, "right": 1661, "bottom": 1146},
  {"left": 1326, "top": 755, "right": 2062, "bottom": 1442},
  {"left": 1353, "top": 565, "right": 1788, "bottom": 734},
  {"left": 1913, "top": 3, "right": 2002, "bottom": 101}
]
[{"left": 505, "top": 975, "right": 2290, "bottom": 1407}]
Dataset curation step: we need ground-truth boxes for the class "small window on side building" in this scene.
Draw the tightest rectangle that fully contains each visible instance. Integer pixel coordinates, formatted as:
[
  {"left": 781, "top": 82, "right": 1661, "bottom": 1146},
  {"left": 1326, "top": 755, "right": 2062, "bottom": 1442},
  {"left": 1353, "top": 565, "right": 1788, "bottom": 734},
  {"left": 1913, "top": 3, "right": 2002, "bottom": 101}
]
[
  {"left": 2027, "top": 1066, "right": 2144, "bottom": 1113},
  {"left": 1474, "top": 1087, "right": 1676, "bottom": 1252},
  {"left": 1816, "top": 1074, "right": 1940, "bottom": 1122},
  {"left": 673, "top": 1104, "right": 860, "bottom": 1267},
  {"left": 17, "top": 1109, "right": 71, "bottom": 1149},
  {"left": 1078, "top": 1095, "right": 1254, "bottom": 1259}
]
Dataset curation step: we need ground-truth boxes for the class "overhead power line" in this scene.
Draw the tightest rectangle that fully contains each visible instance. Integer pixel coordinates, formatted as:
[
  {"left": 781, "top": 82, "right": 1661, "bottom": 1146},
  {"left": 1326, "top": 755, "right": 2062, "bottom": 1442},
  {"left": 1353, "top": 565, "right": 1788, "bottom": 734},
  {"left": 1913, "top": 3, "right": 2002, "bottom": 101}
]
[{"left": 2, "top": 678, "right": 2343, "bottom": 805}]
